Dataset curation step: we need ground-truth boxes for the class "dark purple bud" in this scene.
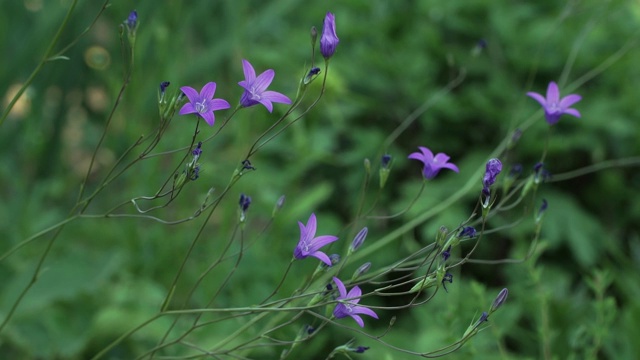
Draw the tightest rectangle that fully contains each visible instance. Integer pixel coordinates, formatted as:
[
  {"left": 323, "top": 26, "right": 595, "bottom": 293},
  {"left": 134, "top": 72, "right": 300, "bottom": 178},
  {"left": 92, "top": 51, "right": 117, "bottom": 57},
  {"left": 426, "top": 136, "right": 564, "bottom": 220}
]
[
  {"left": 441, "top": 245, "right": 451, "bottom": 261},
  {"left": 509, "top": 164, "right": 523, "bottom": 177},
  {"left": 536, "top": 199, "right": 548, "bottom": 223},
  {"left": 442, "top": 273, "right": 453, "bottom": 292},
  {"left": 239, "top": 193, "right": 252, "bottom": 213},
  {"left": 160, "top": 81, "right": 170, "bottom": 94},
  {"left": 491, "top": 288, "right": 508, "bottom": 312},
  {"left": 323, "top": 282, "right": 333, "bottom": 295},
  {"left": 534, "top": 163, "right": 551, "bottom": 182},
  {"left": 483, "top": 158, "right": 503, "bottom": 188},
  {"left": 126, "top": 10, "right": 138, "bottom": 32},
  {"left": 350, "top": 227, "right": 368, "bottom": 252},
  {"left": 459, "top": 226, "right": 476, "bottom": 238},
  {"left": 307, "top": 325, "right": 315, "bottom": 334},
  {"left": 320, "top": 12, "right": 339, "bottom": 59},
  {"left": 304, "top": 67, "right": 321, "bottom": 85},
  {"left": 192, "top": 141, "right": 202, "bottom": 157},
  {"left": 353, "top": 346, "right": 370, "bottom": 354},
  {"left": 533, "top": 162, "right": 544, "bottom": 174},
  {"left": 241, "top": 159, "right": 255, "bottom": 171},
  {"left": 190, "top": 165, "right": 200, "bottom": 180},
  {"left": 476, "top": 311, "right": 489, "bottom": 326},
  {"left": 381, "top": 154, "right": 392, "bottom": 169},
  {"left": 477, "top": 39, "right": 488, "bottom": 49}
]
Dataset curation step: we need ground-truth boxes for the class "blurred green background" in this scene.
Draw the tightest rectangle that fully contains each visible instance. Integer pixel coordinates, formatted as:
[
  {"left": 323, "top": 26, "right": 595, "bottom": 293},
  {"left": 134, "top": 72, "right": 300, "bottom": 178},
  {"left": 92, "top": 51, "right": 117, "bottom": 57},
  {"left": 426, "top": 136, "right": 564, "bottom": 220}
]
[{"left": 1, "top": 0, "right": 640, "bottom": 359}]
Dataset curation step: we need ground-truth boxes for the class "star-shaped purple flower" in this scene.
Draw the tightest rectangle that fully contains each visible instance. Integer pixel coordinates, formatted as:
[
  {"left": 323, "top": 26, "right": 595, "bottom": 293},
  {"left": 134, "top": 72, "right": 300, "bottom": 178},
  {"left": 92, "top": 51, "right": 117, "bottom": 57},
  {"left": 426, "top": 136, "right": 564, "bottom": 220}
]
[
  {"left": 408, "top": 147, "right": 459, "bottom": 180},
  {"left": 238, "top": 59, "right": 292, "bottom": 113},
  {"left": 179, "top": 82, "right": 231, "bottom": 126},
  {"left": 526, "top": 81, "right": 582, "bottom": 125},
  {"left": 294, "top": 213, "right": 338, "bottom": 266},
  {"left": 332, "top": 277, "right": 378, "bottom": 328}
]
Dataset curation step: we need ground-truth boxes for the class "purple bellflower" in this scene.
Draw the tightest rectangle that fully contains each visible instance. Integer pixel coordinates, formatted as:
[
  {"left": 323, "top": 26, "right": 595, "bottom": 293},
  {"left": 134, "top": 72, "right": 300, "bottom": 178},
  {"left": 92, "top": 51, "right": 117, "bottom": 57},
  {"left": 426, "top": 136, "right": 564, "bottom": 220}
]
[
  {"left": 408, "top": 147, "right": 459, "bottom": 180},
  {"left": 238, "top": 59, "right": 292, "bottom": 113},
  {"left": 179, "top": 82, "right": 231, "bottom": 126},
  {"left": 294, "top": 213, "right": 339, "bottom": 266},
  {"left": 320, "top": 12, "right": 339, "bottom": 59},
  {"left": 526, "top": 81, "right": 582, "bottom": 125},
  {"left": 332, "top": 277, "right": 379, "bottom": 328}
]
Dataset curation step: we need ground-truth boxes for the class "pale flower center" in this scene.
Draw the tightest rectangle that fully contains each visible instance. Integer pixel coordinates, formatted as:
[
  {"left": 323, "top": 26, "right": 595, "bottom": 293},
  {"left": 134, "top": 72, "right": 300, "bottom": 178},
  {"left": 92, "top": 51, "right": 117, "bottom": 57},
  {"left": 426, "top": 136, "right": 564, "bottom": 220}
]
[{"left": 196, "top": 101, "right": 207, "bottom": 113}]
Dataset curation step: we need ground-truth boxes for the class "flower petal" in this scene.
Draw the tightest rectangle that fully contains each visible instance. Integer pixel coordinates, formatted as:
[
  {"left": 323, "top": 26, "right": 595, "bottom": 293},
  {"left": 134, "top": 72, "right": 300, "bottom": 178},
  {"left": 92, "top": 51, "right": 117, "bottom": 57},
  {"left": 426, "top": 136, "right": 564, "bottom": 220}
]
[
  {"left": 253, "top": 69, "right": 275, "bottom": 92},
  {"left": 242, "top": 59, "right": 256, "bottom": 82},
  {"left": 345, "top": 285, "right": 362, "bottom": 302},
  {"left": 200, "top": 111, "right": 215, "bottom": 127},
  {"left": 257, "top": 99, "right": 274, "bottom": 113},
  {"left": 351, "top": 306, "right": 378, "bottom": 319},
  {"left": 200, "top": 82, "right": 217, "bottom": 100},
  {"left": 180, "top": 86, "right": 200, "bottom": 103},
  {"left": 442, "top": 162, "right": 459, "bottom": 173},
  {"left": 261, "top": 90, "right": 292, "bottom": 105},
  {"left": 559, "top": 94, "right": 582, "bottom": 109},
  {"left": 418, "top": 146, "right": 434, "bottom": 161},
  {"left": 546, "top": 82, "right": 559, "bottom": 103},
  {"left": 351, "top": 314, "right": 365, "bottom": 328},
  {"left": 333, "top": 277, "right": 347, "bottom": 298},
  {"left": 526, "top": 92, "right": 547, "bottom": 107},
  {"left": 563, "top": 108, "right": 581, "bottom": 118},
  {"left": 179, "top": 103, "right": 196, "bottom": 115},
  {"left": 308, "top": 235, "right": 339, "bottom": 252},
  {"left": 433, "top": 153, "right": 451, "bottom": 164},
  {"left": 209, "top": 98, "right": 231, "bottom": 111},
  {"left": 311, "top": 251, "right": 332, "bottom": 266},
  {"left": 306, "top": 213, "right": 317, "bottom": 237},
  {"left": 407, "top": 152, "right": 425, "bottom": 161}
]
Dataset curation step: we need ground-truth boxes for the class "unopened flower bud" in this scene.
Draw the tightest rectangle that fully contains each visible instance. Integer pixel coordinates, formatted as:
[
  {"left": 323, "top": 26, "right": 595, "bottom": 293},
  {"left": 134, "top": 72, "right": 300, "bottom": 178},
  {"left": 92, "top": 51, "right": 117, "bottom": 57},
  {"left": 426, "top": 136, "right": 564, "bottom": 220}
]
[
  {"left": 272, "top": 195, "right": 286, "bottom": 217},
  {"left": 490, "top": 288, "right": 508, "bottom": 313},
  {"left": 349, "top": 227, "right": 368, "bottom": 253},
  {"left": 320, "top": 12, "right": 339, "bottom": 59},
  {"left": 379, "top": 154, "right": 392, "bottom": 188},
  {"left": 352, "top": 262, "right": 372, "bottom": 281},
  {"left": 536, "top": 199, "right": 548, "bottom": 224},
  {"left": 310, "top": 26, "right": 318, "bottom": 47},
  {"left": 303, "top": 67, "right": 321, "bottom": 85}
]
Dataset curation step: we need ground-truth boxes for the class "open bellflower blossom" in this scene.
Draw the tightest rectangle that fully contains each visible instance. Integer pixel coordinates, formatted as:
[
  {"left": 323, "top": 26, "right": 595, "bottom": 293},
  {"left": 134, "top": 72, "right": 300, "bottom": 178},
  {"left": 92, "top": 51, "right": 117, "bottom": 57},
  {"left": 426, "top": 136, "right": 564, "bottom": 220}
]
[
  {"left": 332, "top": 277, "right": 378, "bottom": 328},
  {"left": 320, "top": 12, "right": 339, "bottom": 59},
  {"left": 294, "top": 213, "right": 338, "bottom": 266},
  {"left": 238, "top": 59, "right": 292, "bottom": 113},
  {"left": 179, "top": 82, "right": 231, "bottom": 126},
  {"left": 526, "top": 81, "right": 581, "bottom": 125},
  {"left": 408, "top": 147, "right": 459, "bottom": 179}
]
